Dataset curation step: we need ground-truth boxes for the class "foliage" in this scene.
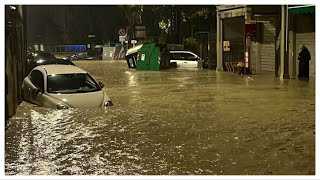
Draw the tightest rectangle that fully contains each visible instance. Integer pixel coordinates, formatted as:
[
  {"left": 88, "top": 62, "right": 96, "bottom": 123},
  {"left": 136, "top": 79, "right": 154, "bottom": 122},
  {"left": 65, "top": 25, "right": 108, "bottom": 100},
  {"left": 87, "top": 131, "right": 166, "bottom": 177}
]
[
  {"left": 117, "top": 5, "right": 214, "bottom": 44},
  {"left": 184, "top": 37, "right": 197, "bottom": 52}
]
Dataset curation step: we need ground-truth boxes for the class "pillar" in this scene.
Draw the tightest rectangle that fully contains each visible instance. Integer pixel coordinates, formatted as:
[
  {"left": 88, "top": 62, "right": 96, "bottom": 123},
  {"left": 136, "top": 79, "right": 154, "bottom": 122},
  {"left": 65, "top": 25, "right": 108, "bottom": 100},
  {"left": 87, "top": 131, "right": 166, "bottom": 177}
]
[
  {"left": 216, "top": 12, "right": 223, "bottom": 71},
  {"left": 289, "top": 30, "right": 296, "bottom": 78},
  {"left": 280, "top": 5, "right": 290, "bottom": 79},
  {"left": 255, "top": 42, "right": 262, "bottom": 74},
  {"left": 288, "top": 13, "right": 296, "bottom": 79}
]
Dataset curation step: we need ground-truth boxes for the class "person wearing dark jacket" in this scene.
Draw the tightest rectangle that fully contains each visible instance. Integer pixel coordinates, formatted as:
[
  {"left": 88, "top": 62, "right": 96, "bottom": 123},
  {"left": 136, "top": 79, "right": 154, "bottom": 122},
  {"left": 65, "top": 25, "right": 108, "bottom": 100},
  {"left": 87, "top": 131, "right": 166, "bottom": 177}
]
[{"left": 298, "top": 45, "right": 311, "bottom": 80}]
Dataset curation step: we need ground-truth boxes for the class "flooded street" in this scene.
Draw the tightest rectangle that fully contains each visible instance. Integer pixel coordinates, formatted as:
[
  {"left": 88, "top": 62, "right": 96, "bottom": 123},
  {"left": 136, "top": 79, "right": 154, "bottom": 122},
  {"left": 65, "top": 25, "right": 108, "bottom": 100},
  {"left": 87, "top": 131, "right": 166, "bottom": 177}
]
[{"left": 5, "top": 61, "right": 315, "bottom": 175}]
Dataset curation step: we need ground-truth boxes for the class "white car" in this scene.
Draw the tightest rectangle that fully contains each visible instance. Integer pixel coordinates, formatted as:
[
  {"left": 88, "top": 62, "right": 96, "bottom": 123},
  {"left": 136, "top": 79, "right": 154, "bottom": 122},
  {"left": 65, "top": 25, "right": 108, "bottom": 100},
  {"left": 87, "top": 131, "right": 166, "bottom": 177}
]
[
  {"left": 170, "top": 51, "right": 202, "bottom": 68},
  {"left": 22, "top": 65, "right": 113, "bottom": 109}
]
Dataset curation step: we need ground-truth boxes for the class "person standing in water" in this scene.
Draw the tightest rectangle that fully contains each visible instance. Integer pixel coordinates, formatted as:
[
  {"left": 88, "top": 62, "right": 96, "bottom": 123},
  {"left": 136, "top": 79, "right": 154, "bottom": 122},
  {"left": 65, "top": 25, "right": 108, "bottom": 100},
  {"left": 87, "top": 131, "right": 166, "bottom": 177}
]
[{"left": 298, "top": 45, "right": 311, "bottom": 80}]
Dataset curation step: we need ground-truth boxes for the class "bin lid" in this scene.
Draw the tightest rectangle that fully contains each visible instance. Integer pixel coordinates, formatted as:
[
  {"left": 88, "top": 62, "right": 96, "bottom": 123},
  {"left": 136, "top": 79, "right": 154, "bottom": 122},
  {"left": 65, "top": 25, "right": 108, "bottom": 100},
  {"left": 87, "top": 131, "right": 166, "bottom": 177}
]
[{"left": 126, "top": 44, "right": 143, "bottom": 56}]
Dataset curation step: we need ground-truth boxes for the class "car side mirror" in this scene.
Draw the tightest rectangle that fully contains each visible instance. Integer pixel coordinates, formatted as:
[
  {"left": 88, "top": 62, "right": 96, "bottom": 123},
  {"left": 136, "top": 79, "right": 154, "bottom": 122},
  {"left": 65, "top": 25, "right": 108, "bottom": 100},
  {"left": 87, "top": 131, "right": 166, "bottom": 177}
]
[
  {"left": 98, "top": 82, "right": 104, "bottom": 88},
  {"left": 32, "top": 88, "right": 43, "bottom": 96}
]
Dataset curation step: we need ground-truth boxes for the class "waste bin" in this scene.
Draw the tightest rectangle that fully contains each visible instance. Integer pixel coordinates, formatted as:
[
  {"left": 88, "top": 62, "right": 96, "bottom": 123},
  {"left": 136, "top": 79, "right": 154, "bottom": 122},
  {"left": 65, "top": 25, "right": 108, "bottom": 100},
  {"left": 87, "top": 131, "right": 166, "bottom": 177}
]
[
  {"left": 126, "top": 54, "right": 137, "bottom": 68},
  {"left": 102, "top": 46, "right": 116, "bottom": 60},
  {"left": 125, "top": 44, "right": 143, "bottom": 68},
  {"left": 136, "top": 42, "right": 170, "bottom": 71}
]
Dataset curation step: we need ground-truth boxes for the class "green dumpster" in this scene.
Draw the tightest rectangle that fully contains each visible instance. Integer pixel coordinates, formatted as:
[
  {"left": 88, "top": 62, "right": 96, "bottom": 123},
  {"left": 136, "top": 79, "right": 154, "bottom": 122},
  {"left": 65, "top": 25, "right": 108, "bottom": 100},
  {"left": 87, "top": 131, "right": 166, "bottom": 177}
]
[{"left": 136, "top": 42, "right": 170, "bottom": 71}]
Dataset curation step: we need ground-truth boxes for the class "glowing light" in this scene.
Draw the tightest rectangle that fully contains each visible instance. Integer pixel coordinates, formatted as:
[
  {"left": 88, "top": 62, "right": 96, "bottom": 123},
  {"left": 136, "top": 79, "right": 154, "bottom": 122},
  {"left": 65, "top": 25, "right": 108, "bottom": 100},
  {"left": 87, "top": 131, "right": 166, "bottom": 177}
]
[{"left": 36, "top": 59, "right": 44, "bottom": 63}]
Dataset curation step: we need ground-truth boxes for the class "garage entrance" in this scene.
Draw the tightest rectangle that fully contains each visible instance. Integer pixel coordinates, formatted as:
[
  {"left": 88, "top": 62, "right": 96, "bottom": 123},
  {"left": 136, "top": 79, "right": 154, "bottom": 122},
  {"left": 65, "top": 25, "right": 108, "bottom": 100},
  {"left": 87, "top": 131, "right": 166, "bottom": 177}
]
[{"left": 222, "top": 17, "right": 245, "bottom": 71}]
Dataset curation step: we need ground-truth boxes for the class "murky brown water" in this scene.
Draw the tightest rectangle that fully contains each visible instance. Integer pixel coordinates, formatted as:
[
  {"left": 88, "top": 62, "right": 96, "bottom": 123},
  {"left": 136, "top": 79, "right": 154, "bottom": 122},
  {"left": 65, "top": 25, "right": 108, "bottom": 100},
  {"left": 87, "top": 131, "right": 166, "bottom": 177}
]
[{"left": 5, "top": 61, "right": 315, "bottom": 175}]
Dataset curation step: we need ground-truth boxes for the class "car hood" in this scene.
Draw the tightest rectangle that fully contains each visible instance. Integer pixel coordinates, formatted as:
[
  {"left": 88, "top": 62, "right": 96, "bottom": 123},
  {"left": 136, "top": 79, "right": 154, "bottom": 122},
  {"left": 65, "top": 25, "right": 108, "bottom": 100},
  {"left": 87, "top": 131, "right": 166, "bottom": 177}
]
[{"left": 47, "top": 90, "right": 108, "bottom": 108}]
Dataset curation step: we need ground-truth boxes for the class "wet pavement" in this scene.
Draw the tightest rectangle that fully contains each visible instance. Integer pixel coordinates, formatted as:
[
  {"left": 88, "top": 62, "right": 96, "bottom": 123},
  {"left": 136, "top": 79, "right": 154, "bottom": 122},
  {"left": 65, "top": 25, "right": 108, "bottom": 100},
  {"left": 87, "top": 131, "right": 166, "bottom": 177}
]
[{"left": 5, "top": 60, "right": 315, "bottom": 175}]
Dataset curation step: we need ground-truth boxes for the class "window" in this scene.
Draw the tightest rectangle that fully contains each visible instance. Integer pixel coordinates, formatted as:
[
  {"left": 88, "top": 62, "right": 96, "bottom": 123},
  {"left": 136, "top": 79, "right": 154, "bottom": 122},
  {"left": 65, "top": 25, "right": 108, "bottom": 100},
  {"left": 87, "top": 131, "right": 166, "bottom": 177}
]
[
  {"left": 30, "top": 70, "right": 44, "bottom": 90},
  {"left": 171, "top": 53, "right": 182, "bottom": 59},
  {"left": 47, "top": 73, "right": 100, "bottom": 94},
  {"left": 181, "top": 53, "right": 197, "bottom": 61},
  {"left": 170, "top": 52, "right": 198, "bottom": 61}
]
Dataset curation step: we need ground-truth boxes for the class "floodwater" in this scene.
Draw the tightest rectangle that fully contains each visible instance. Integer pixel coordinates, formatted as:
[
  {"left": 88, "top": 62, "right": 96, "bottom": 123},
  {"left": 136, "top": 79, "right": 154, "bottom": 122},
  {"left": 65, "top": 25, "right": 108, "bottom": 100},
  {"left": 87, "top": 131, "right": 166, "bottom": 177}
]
[{"left": 5, "top": 61, "right": 315, "bottom": 175}]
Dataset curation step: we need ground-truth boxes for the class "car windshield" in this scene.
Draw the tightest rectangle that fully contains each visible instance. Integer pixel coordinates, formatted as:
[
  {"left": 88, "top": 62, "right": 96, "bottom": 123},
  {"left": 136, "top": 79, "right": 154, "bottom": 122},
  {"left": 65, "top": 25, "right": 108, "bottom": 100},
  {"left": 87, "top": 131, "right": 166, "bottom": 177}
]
[{"left": 47, "top": 73, "right": 101, "bottom": 94}]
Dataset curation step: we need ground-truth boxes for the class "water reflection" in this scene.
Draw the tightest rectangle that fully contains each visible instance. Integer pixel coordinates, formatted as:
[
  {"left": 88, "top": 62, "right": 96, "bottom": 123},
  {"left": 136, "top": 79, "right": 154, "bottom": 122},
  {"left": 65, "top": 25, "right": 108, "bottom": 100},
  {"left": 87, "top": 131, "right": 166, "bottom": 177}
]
[
  {"left": 125, "top": 71, "right": 137, "bottom": 87},
  {"left": 5, "top": 61, "right": 315, "bottom": 175}
]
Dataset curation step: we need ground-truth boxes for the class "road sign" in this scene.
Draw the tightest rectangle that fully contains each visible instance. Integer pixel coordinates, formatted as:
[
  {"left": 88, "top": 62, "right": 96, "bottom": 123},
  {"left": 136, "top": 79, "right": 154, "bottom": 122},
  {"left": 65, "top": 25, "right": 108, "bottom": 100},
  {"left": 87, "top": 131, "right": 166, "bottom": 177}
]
[
  {"left": 135, "top": 26, "right": 146, "bottom": 30},
  {"left": 88, "top": 34, "right": 95, "bottom": 38},
  {"left": 118, "top": 29, "right": 126, "bottom": 36},
  {"left": 119, "top": 36, "right": 126, "bottom": 42}
]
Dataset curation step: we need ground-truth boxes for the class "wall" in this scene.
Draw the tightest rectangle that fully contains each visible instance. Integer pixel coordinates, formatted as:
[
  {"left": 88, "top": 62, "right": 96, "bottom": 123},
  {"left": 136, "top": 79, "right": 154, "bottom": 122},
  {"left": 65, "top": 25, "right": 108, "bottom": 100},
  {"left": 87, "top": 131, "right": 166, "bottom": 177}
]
[
  {"left": 294, "top": 13, "right": 315, "bottom": 78},
  {"left": 257, "top": 16, "right": 277, "bottom": 72}
]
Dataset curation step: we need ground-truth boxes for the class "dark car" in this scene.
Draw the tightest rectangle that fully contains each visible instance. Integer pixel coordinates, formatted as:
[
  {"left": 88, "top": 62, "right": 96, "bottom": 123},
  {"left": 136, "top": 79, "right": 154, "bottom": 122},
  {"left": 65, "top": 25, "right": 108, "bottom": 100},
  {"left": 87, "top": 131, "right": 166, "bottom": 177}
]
[
  {"left": 66, "top": 49, "right": 102, "bottom": 61},
  {"left": 66, "top": 52, "right": 88, "bottom": 61},
  {"left": 26, "top": 51, "right": 75, "bottom": 74}
]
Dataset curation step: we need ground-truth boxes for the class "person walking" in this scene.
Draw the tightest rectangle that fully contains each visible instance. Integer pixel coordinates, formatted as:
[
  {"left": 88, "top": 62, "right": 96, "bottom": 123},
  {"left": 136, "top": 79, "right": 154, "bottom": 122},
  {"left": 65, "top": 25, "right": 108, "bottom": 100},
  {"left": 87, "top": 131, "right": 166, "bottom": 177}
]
[
  {"left": 236, "top": 60, "right": 245, "bottom": 75},
  {"left": 298, "top": 45, "right": 311, "bottom": 80},
  {"left": 197, "top": 58, "right": 203, "bottom": 69}
]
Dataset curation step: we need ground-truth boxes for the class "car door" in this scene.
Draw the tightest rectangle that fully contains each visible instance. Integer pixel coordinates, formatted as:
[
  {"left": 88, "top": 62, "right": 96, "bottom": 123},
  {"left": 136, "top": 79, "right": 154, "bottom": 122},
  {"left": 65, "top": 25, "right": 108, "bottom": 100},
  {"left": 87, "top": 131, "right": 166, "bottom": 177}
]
[
  {"left": 26, "top": 70, "right": 45, "bottom": 106},
  {"left": 23, "top": 70, "right": 37, "bottom": 102},
  {"left": 170, "top": 53, "right": 184, "bottom": 68},
  {"left": 182, "top": 52, "right": 198, "bottom": 68}
]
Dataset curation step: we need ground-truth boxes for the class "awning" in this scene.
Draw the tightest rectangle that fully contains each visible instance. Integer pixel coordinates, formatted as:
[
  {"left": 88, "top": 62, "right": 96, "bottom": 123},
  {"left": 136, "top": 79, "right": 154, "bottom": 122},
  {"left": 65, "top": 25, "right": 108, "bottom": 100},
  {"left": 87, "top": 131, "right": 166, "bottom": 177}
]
[{"left": 288, "top": 5, "right": 315, "bottom": 14}]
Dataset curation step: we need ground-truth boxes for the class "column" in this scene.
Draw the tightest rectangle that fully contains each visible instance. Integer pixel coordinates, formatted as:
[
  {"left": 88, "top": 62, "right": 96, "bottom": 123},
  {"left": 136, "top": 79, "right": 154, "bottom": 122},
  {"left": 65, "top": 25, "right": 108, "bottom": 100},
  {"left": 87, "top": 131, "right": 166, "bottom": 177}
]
[
  {"left": 289, "top": 29, "right": 296, "bottom": 78},
  {"left": 280, "top": 5, "right": 285, "bottom": 78},
  {"left": 256, "top": 42, "right": 262, "bottom": 74},
  {"left": 280, "top": 5, "right": 290, "bottom": 79},
  {"left": 288, "top": 13, "right": 296, "bottom": 79},
  {"left": 216, "top": 12, "right": 223, "bottom": 71}
]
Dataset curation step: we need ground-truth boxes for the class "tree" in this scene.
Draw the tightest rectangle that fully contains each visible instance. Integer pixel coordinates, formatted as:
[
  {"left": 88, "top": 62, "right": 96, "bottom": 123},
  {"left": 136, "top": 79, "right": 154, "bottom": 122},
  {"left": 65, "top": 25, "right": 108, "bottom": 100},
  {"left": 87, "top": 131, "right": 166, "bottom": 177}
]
[
  {"left": 118, "top": 5, "right": 143, "bottom": 39},
  {"left": 117, "top": 5, "right": 215, "bottom": 45}
]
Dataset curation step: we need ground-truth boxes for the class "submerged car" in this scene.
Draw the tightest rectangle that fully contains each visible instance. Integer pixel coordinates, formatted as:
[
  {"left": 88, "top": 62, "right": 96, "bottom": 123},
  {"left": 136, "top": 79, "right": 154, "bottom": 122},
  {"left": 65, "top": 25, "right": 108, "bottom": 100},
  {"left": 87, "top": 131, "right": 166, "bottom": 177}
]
[
  {"left": 65, "top": 52, "right": 88, "bottom": 60},
  {"left": 66, "top": 49, "right": 102, "bottom": 61},
  {"left": 22, "top": 65, "right": 113, "bottom": 109},
  {"left": 26, "top": 51, "right": 74, "bottom": 74},
  {"left": 170, "top": 51, "right": 207, "bottom": 68}
]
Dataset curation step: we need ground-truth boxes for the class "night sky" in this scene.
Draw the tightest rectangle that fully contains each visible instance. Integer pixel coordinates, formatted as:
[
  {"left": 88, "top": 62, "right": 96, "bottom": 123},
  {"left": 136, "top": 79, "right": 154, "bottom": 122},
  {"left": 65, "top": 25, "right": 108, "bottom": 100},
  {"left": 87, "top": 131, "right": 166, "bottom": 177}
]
[
  {"left": 26, "top": 6, "right": 66, "bottom": 42},
  {"left": 26, "top": 5, "right": 126, "bottom": 45}
]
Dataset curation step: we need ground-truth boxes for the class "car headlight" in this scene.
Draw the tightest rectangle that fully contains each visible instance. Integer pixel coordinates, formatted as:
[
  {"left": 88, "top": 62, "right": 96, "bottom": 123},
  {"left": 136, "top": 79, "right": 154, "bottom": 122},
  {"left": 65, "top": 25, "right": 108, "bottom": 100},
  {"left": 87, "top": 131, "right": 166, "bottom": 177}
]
[
  {"left": 57, "top": 104, "right": 69, "bottom": 110},
  {"left": 104, "top": 101, "right": 113, "bottom": 107}
]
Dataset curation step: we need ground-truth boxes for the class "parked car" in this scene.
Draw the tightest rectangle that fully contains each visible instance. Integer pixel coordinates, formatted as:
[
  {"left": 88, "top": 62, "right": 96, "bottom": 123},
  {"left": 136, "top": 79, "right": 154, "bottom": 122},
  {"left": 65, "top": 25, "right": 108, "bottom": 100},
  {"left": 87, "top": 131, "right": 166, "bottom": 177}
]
[
  {"left": 169, "top": 51, "right": 207, "bottom": 68},
  {"left": 65, "top": 52, "right": 88, "bottom": 60},
  {"left": 22, "top": 65, "right": 113, "bottom": 109},
  {"left": 26, "top": 51, "right": 74, "bottom": 74},
  {"left": 65, "top": 48, "right": 102, "bottom": 61}
]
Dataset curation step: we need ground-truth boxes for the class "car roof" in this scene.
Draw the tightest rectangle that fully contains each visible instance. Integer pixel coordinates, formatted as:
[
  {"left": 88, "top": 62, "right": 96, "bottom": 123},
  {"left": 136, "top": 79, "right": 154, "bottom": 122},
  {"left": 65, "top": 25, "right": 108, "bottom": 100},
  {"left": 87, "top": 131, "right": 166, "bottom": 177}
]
[
  {"left": 29, "top": 51, "right": 56, "bottom": 60},
  {"left": 37, "top": 59, "right": 75, "bottom": 66},
  {"left": 35, "top": 65, "right": 87, "bottom": 75},
  {"left": 29, "top": 51, "right": 55, "bottom": 56},
  {"left": 170, "top": 50, "right": 195, "bottom": 53}
]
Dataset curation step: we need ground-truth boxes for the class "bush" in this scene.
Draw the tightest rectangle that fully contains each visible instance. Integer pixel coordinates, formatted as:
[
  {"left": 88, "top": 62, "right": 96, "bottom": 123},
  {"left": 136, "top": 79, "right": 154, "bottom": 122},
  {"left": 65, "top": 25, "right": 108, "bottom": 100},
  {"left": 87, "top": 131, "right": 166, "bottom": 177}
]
[{"left": 184, "top": 37, "right": 197, "bottom": 52}]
